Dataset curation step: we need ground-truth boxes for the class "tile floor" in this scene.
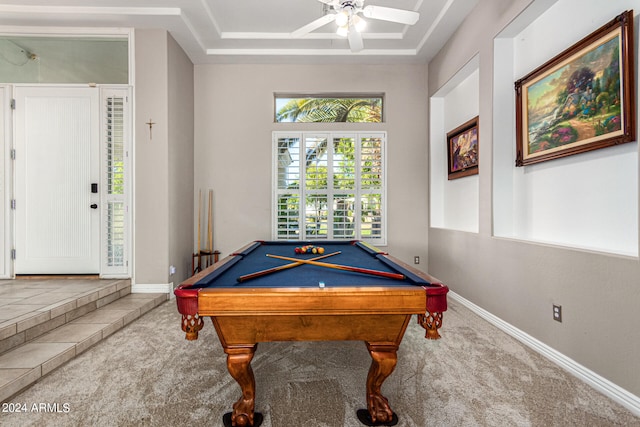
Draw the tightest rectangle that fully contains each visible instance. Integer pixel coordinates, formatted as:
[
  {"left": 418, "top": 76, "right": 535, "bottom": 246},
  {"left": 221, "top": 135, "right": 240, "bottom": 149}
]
[{"left": 0, "top": 278, "right": 168, "bottom": 402}]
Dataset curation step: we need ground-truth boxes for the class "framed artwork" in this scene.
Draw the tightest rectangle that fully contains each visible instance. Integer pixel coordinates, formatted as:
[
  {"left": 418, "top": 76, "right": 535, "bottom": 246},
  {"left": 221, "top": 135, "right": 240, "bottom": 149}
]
[
  {"left": 447, "top": 116, "right": 479, "bottom": 180},
  {"left": 515, "top": 10, "right": 635, "bottom": 166}
]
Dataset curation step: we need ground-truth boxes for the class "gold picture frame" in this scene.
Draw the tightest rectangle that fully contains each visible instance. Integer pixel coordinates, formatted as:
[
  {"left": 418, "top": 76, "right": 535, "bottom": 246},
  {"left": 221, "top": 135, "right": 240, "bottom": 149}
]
[
  {"left": 447, "top": 116, "right": 479, "bottom": 180},
  {"left": 515, "top": 10, "right": 635, "bottom": 166}
]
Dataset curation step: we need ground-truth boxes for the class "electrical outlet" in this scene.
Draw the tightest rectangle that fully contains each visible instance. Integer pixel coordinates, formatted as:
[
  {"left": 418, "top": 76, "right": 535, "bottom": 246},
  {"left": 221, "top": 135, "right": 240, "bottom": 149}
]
[
  {"left": 169, "top": 265, "right": 176, "bottom": 276},
  {"left": 553, "top": 304, "right": 562, "bottom": 322},
  {"left": 414, "top": 256, "right": 420, "bottom": 264}
]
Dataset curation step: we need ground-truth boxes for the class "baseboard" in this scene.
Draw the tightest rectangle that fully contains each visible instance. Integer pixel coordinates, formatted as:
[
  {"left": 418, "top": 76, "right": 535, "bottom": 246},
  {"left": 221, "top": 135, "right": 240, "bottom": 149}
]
[
  {"left": 449, "top": 291, "right": 640, "bottom": 417},
  {"left": 131, "top": 282, "right": 172, "bottom": 294}
]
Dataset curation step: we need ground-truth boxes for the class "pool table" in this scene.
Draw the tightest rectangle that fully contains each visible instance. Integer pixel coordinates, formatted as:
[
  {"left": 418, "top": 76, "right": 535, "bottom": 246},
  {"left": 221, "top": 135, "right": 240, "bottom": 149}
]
[{"left": 174, "top": 240, "right": 448, "bottom": 427}]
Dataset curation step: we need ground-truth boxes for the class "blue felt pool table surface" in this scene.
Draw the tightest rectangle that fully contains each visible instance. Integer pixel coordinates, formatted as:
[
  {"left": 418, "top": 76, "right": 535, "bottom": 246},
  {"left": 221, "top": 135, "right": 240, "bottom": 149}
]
[{"left": 193, "top": 240, "right": 432, "bottom": 289}]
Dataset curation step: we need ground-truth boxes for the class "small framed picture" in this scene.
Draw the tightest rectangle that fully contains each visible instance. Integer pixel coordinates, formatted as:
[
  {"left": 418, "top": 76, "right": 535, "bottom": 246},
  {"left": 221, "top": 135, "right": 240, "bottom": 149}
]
[
  {"left": 515, "top": 10, "right": 635, "bottom": 166},
  {"left": 447, "top": 116, "right": 479, "bottom": 180}
]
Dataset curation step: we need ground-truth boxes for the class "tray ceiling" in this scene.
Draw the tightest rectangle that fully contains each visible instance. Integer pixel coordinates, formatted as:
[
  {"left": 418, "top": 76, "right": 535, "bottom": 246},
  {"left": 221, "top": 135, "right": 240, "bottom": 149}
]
[{"left": 0, "top": 0, "right": 479, "bottom": 64}]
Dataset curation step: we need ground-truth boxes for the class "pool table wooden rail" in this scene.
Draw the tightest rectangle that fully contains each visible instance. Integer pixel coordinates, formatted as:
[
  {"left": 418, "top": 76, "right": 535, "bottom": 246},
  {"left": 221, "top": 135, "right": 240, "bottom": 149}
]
[{"left": 199, "top": 286, "right": 426, "bottom": 316}]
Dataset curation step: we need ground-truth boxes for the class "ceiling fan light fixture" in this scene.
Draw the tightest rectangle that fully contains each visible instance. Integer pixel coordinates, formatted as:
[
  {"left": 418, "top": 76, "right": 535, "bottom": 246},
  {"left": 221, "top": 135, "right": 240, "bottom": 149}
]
[
  {"left": 351, "top": 15, "right": 366, "bottom": 32},
  {"left": 295, "top": 0, "right": 420, "bottom": 52},
  {"left": 335, "top": 10, "right": 350, "bottom": 27}
]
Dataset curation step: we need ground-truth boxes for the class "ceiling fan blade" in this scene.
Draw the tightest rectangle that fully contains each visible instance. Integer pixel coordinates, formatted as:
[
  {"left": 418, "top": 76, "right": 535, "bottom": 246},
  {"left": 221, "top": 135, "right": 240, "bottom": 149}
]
[
  {"left": 291, "top": 13, "right": 337, "bottom": 38},
  {"left": 348, "top": 28, "right": 364, "bottom": 52},
  {"left": 362, "top": 5, "right": 419, "bottom": 25}
]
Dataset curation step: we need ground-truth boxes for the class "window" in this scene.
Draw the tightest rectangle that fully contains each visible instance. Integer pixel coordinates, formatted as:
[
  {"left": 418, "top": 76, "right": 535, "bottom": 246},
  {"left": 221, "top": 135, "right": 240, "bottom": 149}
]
[
  {"left": 273, "top": 132, "right": 386, "bottom": 244},
  {"left": 0, "top": 36, "right": 128, "bottom": 84},
  {"left": 101, "top": 88, "right": 130, "bottom": 276},
  {"left": 275, "top": 94, "right": 383, "bottom": 123}
]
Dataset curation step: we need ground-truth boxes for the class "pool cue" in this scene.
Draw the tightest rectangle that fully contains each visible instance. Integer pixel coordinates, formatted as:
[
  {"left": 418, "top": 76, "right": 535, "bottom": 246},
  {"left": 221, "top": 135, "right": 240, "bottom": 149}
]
[
  {"left": 197, "top": 189, "right": 202, "bottom": 271},
  {"left": 238, "top": 251, "right": 341, "bottom": 282},
  {"left": 208, "top": 190, "right": 213, "bottom": 253},
  {"left": 205, "top": 189, "right": 213, "bottom": 267},
  {"left": 266, "top": 254, "right": 405, "bottom": 280}
]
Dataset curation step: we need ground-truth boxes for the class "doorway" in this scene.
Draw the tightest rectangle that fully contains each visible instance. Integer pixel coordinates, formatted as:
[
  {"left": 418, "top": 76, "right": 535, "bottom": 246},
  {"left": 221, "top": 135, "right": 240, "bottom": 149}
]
[{"left": 13, "top": 86, "right": 100, "bottom": 274}]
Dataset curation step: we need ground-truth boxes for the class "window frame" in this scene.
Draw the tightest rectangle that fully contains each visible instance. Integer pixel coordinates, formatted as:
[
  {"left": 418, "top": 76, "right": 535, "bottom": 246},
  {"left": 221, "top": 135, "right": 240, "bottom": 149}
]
[
  {"left": 272, "top": 131, "right": 387, "bottom": 245},
  {"left": 274, "top": 93, "right": 385, "bottom": 123}
]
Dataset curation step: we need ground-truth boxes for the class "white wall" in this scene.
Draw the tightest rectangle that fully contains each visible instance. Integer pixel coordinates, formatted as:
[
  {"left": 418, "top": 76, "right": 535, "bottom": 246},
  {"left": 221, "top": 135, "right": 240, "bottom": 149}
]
[
  {"left": 428, "top": 0, "right": 640, "bottom": 402},
  {"left": 194, "top": 63, "right": 429, "bottom": 266},
  {"left": 493, "top": 0, "right": 638, "bottom": 256},
  {"left": 430, "top": 59, "right": 480, "bottom": 232}
]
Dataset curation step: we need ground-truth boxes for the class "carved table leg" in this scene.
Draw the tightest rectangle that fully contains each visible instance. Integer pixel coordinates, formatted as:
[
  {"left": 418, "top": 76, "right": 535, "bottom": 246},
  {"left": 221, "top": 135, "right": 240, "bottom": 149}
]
[
  {"left": 417, "top": 311, "right": 444, "bottom": 340},
  {"left": 356, "top": 342, "right": 399, "bottom": 426},
  {"left": 180, "top": 314, "right": 204, "bottom": 340},
  {"left": 224, "top": 344, "right": 262, "bottom": 427}
]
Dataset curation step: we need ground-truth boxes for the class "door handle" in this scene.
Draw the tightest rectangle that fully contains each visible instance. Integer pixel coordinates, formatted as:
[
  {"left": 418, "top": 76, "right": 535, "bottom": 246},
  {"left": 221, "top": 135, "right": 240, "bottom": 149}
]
[{"left": 90, "top": 204, "right": 98, "bottom": 209}]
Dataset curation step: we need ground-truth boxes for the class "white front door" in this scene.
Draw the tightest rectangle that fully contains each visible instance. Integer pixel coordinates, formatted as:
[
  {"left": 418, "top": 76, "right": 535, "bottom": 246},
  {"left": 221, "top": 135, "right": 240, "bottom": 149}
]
[{"left": 14, "top": 87, "right": 100, "bottom": 274}]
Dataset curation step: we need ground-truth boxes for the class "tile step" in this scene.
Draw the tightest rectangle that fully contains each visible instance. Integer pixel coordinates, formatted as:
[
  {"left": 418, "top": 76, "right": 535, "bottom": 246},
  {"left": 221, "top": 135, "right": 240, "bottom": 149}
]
[
  {"left": 0, "top": 292, "right": 168, "bottom": 402},
  {"left": 0, "top": 280, "right": 131, "bottom": 356}
]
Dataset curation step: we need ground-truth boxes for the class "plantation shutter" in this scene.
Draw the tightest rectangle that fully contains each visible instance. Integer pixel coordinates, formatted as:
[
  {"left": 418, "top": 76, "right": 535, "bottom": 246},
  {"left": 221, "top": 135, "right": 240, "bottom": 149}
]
[
  {"left": 273, "top": 132, "right": 386, "bottom": 244},
  {"left": 275, "top": 135, "right": 302, "bottom": 239},
  {"left": 101, "top": 88, "right": 131, "bottom": 276}
]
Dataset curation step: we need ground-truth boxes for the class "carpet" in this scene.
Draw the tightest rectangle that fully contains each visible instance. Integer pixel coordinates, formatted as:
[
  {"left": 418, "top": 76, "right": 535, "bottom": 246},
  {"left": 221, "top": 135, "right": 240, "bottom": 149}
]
[{"left": 3, "top": 299, "right": 639, "bottom": 426}]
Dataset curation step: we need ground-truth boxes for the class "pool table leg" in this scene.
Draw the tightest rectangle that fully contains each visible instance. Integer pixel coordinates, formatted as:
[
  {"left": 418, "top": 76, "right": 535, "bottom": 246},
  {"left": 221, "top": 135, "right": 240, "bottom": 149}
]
[
  {"left": 418, "top": 311, "right": 444, "bottom": 340},
  {"left": 363, "top": 342, "right": 398, "bottom": 425},
  {"left": 225, "top": 344, "right": 259, "bottom": 427}
]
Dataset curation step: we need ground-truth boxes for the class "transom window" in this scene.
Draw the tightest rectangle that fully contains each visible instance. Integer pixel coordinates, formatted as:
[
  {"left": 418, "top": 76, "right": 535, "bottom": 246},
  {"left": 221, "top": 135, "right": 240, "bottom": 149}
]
[
  {"left": 0, "top": 36, "right": 128, "bottom": 84},
  {"left": 273, "top": 132, "right": 386, "bottom": 244},
  {"left": 275, "top": 94, "right": 383, "bottom": 123}
]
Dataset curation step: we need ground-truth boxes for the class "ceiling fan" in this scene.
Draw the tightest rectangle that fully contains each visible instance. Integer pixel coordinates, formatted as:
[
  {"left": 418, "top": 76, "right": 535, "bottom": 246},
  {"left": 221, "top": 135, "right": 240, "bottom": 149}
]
[{"left": 292, "top": 0, "right": 420, "bottom": 52}]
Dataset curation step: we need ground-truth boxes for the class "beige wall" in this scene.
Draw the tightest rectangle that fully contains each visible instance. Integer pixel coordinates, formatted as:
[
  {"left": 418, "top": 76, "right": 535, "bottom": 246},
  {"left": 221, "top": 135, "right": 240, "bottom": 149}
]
[
  {"left": 134, "top": 29, "right": 169, "bottom": 285},
  {"left": 134, "top": 29, "right": 194, "bottom": 286},
  {"left": 193, "top": 63, "right": 429, "bottom": 266},
  {"left": 428, "top": 0, "right": 640, "bottom": 397},
  {"left": 167, "top": 35, "right": 195, "bottom": 285}
]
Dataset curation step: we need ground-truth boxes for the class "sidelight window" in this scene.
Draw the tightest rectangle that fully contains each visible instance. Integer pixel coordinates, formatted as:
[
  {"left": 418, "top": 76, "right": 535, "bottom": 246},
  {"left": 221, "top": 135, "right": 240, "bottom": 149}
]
[{"left": 101, "top": 88, "right": 130, "bottom": 275}]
